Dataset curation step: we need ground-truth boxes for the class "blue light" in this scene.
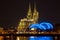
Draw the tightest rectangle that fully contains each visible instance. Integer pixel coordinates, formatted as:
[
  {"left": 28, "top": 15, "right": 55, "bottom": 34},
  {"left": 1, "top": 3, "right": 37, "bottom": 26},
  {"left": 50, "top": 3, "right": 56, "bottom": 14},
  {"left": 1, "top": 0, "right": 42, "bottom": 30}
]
[
  {"left": 37, "top": 36, "right": 53, "bottom": 40},
  {"left": 29, "top": 36, "right": 53, "bottom": 40},
  {"left": 39, "top": 24, "right": 47, "bottom": 30},
  {"left": 29, "top": 36, "right": 37, "bottom": 40},
  {"left": 39, "top": 22, "right": 53, "bottom": 30},
  {"left": 29, "top": 22, "right": 53, "bottom": 31},
  {"left": 29, "top": 24, "right": 39, "bottom": 29}
]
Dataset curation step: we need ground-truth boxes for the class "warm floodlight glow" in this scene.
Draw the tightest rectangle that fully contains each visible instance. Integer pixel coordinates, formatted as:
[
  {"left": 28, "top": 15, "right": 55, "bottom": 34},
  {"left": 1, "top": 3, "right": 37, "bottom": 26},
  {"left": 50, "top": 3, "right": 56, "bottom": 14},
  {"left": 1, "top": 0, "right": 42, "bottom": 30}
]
[
  {"left": 31, "top": 28, "right": 35, "bottom": 30},
  {"left": 17, "top": 37, "right": 20, "bottom": 40}
]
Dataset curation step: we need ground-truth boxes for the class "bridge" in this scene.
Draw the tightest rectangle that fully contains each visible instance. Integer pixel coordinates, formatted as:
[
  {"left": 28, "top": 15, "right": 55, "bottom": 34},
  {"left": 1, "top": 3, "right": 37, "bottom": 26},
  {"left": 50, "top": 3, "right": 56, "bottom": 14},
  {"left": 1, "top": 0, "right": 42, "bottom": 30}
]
[{"left": 0, "top": 31, "right": 60, "bottom": 36}]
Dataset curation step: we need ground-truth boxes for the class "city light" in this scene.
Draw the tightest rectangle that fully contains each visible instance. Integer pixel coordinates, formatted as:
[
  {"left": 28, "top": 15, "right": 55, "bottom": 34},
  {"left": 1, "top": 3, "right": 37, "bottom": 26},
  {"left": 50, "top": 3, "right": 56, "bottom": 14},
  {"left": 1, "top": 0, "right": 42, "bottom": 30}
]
[
  {"left": 29, "top": 36, "right": 53, "bottom": 40},
  {"left": 29, "top": 24, "right": 39, "bottom": 29},
  {"left": 29, "top": 22, "right": 53, "bottom": 31},
  {"left": 29, "top": 36, "right": 37, "bottom": 40},
  {"left": 17, "top": 37, "right": 20, "bottom": 40},
  {"left": 0, "top": 1, "right": 58, "bottom": 40},
  {"left": 39, "top": 22, "right": 53, "bottom": 30},
  {"left": 37, "top": 36, "right": 53, "bottom": 40}
]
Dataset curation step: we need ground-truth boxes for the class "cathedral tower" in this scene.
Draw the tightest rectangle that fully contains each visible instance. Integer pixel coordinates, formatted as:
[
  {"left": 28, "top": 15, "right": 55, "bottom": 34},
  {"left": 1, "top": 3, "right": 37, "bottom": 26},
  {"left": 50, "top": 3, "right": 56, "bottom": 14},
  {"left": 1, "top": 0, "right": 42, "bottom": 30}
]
[
  {"left": 33, "top": 3, "right": 39, "bottom": 23},
  {"left": 17, "top": 2, "right": 39, "bottom": 33},
  {"left": 27, "top": 3, "right": 32, "bottom": 20}
]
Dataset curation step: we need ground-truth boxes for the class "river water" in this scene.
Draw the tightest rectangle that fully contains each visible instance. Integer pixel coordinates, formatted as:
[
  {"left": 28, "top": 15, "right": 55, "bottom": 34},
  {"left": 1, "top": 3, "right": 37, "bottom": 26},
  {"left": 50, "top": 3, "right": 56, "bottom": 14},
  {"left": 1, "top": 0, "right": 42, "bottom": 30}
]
[{"left": 0, "top": 36, "right": 55, "bottom": 40}]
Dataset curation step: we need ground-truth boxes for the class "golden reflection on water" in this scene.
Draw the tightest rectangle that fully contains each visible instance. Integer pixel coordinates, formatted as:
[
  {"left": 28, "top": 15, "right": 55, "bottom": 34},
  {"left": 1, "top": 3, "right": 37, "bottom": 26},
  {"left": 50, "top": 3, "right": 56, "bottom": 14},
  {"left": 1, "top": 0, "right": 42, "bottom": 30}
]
[
  {"left": 0, "top": 36, "right": 28, "bottom": 40},
  {"left": 0, "top": 36, "right": 57, "bottom": 40},
  {"left": 17, "top": 36, "right": 28, "bottom": 40},
  {"left": 0, "top": 36, "right": 3, "bottom": 40},
  {"left": 17, "top": 37, "right": 20, "bottom": 40}
]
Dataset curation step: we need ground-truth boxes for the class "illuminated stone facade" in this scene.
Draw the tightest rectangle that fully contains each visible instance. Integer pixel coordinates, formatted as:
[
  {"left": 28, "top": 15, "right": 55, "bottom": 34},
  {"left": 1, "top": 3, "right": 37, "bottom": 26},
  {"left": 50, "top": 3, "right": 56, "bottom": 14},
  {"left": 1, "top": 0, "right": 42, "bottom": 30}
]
[{"left": 17, "top": 3, "right": 39, "bottom": 33}]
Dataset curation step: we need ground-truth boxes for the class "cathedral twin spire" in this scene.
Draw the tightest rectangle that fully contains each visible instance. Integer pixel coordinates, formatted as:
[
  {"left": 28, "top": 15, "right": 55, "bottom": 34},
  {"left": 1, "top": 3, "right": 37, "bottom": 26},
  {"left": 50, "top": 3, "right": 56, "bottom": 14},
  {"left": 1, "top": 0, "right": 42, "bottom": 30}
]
[
  {"left": 27, "top": 3, "right": 32, "bottom": 19},
  {"left": 27, "top": 3, "right": 39, "bottom": 23},
  {"left": 17, "top": 3, "right": 39, "bottom": 32}
]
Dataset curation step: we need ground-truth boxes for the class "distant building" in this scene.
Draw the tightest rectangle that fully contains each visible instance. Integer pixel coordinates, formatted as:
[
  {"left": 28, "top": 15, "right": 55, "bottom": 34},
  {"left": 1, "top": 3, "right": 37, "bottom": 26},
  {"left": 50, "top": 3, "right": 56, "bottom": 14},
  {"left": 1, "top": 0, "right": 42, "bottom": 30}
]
[{"left": 0, "top": 27, "right": 4, "bottom": 34}]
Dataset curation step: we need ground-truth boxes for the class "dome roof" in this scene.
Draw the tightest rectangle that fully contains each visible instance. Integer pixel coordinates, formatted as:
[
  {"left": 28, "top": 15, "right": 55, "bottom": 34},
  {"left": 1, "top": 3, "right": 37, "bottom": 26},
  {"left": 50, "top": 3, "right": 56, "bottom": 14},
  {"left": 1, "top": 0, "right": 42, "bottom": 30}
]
[{"left": 29, "top": 22, "right": 53, "bottom": 31}]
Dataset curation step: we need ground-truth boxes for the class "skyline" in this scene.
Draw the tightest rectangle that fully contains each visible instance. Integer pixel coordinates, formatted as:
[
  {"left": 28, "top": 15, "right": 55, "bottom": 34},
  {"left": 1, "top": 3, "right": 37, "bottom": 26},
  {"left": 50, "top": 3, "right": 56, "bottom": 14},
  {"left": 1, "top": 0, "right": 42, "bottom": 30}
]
[{"left": 0, "top": 0, "right": 59, "bottom": 28}]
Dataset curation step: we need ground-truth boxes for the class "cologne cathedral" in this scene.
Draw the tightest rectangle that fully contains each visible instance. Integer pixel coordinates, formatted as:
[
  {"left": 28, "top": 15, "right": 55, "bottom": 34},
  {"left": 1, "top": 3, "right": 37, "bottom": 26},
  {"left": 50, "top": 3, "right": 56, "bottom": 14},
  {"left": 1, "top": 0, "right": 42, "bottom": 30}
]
[{"left": 17, "top": 3, "right": 39, "bottom": 33}]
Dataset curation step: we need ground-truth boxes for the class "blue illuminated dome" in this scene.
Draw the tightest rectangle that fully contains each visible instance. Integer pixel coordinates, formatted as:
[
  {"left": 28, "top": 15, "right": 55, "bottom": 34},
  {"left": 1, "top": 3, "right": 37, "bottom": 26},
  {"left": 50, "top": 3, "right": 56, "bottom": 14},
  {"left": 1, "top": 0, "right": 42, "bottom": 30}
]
[
  {"left": 29, "top": 22, "right": 53, "bottom": 31},
  {"left": 39, "top": 22, "right": 53, "bottom": 30},
  {"left": 29, "top": 24, "right": 39, "bottom": 29}
]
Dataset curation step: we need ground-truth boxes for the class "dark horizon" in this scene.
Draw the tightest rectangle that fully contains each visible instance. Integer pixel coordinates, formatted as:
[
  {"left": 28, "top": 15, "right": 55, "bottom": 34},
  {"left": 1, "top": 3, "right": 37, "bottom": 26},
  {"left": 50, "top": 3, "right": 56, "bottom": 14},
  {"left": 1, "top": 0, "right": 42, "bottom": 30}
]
[{"left": 0, "top": 0, "right": 59, "bottom": 28}]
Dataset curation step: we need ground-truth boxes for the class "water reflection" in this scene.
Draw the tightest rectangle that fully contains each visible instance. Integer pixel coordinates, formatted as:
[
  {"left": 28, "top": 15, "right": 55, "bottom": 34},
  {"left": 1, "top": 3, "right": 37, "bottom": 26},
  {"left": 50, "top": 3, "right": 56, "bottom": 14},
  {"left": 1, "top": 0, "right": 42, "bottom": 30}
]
[
  {"left": 16, "top": 36, "right": 28, "bottom": 40},
  {"left": 0, "top": 36, "right": 53, "bottom": 40},
  {"left": 0, "top": 36, "right": 3, "bottom": 40},
  {"left": 29, "top": 36, "right": 53, "bottom": 40},
  {"left": 29, "top": 36, "right": 37, "bottom": 40}
]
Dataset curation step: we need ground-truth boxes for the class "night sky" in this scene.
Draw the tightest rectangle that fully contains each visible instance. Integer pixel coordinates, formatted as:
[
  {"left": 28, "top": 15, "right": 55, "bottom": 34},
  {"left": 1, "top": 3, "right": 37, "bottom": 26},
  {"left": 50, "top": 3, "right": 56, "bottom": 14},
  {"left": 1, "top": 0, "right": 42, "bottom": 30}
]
[{"left": 0, "top": 0, "right": 59, "bottom": 28}]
